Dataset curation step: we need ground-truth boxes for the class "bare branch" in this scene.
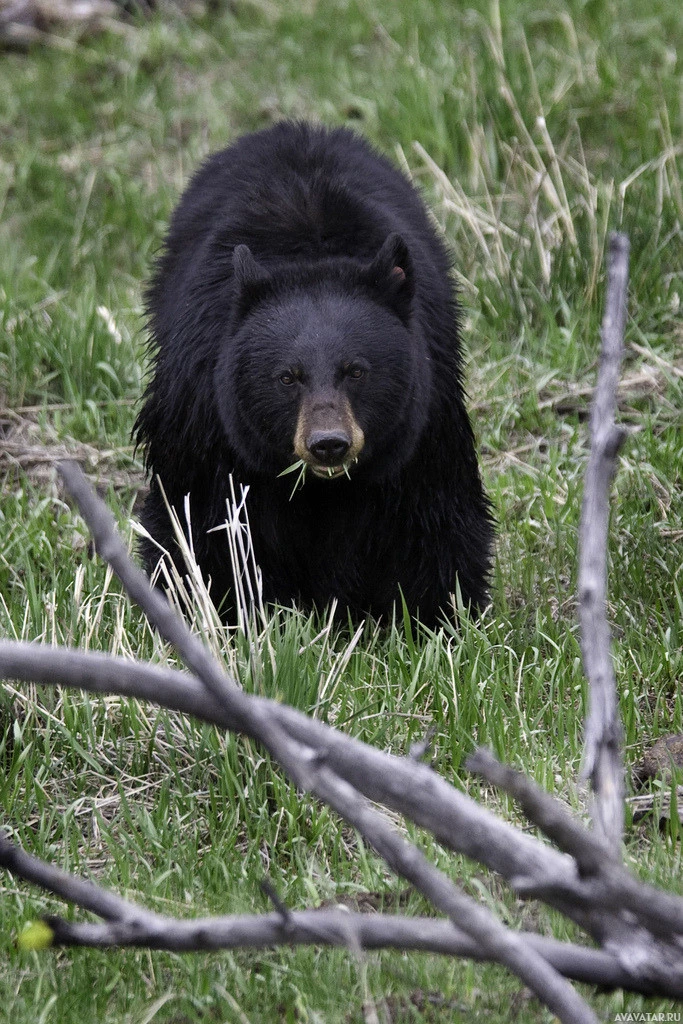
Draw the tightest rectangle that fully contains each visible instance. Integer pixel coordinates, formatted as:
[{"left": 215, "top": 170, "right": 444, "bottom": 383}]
[
  {"left": 468, "top": 748, "right": 683, "bottom": 946},
  {"left": 468, "top": 747, "right": 613, "bottom": 876},
  {"left": 287, "top": 747, "right": 598, "bottom": 1022},
  {"left": 0, "top": 832, "right": 161, "bottom": 928},
  {"left": 0, "top": 832, "right": 652, "bottom": 993},
  {"left": 45, "top": 912, "right": 659, "bottom": 994},
  {"left": 579, "top": 232, "right": 630, "bottom": 852},
  {"left": 5, "top": 641, "right": 683, "bottom": 935},
  {"left": 56, "top": 461, "right": 246, "bottom": 721}
]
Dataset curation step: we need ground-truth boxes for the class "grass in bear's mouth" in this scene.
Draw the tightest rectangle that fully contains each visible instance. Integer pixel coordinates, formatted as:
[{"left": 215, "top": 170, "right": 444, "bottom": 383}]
[
  {"left": 278, "top": 458, "right": 309, "bottom": 498},
  {"left": 279, "top": 460, "right": 353, "bottom": 495},
  {"left": 315, "top": 464, "right": 352, "bottom": 480}
]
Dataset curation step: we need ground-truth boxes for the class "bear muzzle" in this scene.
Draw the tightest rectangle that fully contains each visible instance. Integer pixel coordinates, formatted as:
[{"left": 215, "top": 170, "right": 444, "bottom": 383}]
[{"left": 294, "top": 396, "right": 365, "bottom": 478}]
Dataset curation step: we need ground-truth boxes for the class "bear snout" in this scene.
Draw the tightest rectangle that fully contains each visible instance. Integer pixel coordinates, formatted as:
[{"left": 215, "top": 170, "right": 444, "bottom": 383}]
[
  {"left": 307, "top": 430, "right": 351, "bottom": 466},
  {"left": 293, "top": 393, "right": 365, "bottom": 474}
]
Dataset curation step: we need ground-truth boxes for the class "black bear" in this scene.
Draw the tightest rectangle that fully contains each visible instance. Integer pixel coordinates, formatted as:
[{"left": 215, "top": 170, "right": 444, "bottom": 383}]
[{"left": 135, "top": 121, "right": 493, "bottom": 626}]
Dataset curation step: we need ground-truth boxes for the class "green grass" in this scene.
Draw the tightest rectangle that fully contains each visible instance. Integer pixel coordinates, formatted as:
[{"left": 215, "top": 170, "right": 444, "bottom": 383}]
[{"left": 1, "top": 0, "right": 682, "bottom": 1020}]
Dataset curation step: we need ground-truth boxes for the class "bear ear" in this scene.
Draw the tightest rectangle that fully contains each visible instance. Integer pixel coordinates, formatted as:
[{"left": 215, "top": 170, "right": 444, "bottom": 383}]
[
  {"left": 232, "top": 245, "right": 272, "bottom": 320},
  {"left": 364, "top": 233, "right": 414, "bottom": 322},
  {"left": 233, "top": 244, "right": 261, "bottom": 287}
]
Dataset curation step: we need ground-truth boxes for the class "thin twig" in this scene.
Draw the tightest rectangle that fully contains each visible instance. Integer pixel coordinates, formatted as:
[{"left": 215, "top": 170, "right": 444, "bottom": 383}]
[
  {"left": 467, "top": 748, "right": 683, "bottom": 950},
  {"left": 0, "top": 833, "right": 161, "bottom": 927}
]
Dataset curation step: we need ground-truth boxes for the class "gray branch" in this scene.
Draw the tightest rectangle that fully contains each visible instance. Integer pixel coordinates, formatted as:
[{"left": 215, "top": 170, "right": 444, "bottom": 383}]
[
  {"left": 579, "top": 232, "right": 630, "bottom": 851},
  {"left": 467, "top": 747, "right": 615, "bottom": 877},
  {"left": 0, "top": 832, "right": 658, "bottom": 993},
  {"left": 468, "top": 748, "right": 683, "bottom": 947},
  {"left": 45, "top": 913, "right": 660, "bottom": 993},
  {"left": 0, "top": 831, "right": 157, "bottom": 926}
]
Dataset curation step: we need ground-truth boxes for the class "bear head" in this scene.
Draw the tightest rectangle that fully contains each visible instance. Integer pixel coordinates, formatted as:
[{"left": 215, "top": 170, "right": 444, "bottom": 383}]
[{"left": 214, "top": 234, "right": 432, "bottom": 484}]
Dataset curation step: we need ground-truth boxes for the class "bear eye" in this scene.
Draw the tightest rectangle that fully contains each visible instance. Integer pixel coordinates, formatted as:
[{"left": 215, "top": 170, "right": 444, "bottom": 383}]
[
  {"left": 346, "top": 365, "right": 365, "bottom": 380},
  {"left": 279, "top": 372, "right": 296, "bottom": 386}
]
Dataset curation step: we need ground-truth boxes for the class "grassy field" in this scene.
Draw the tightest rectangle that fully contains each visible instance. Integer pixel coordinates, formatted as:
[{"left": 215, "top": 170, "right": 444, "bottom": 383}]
[{"left": 1, "top": 0, "right": 682, "bottom": 1020}]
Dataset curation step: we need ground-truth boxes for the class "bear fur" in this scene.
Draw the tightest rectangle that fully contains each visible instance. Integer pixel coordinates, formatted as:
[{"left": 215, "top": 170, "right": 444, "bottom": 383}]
[{"left": 135, "top": 121, "right": 494, "bottom": 626}]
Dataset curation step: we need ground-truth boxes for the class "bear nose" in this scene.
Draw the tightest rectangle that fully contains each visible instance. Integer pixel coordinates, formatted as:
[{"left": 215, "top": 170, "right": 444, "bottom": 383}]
[{"left": 308, "top": 430, "right": 351, "bottom": 465}]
